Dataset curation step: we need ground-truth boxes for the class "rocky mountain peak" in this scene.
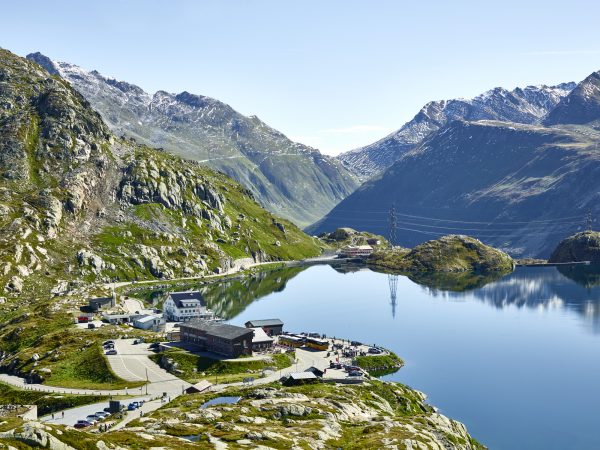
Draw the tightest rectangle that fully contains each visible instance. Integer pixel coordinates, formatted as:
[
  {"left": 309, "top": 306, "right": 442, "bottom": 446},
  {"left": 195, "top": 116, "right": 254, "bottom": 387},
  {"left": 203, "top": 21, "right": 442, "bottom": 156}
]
[
  {"left": 25, "top": 52, "right": 59, "bottom": 75},
  {"left": 338, "top": 81, "right": 576, "bottom": 180},
  {"left": 25, "top": 53, "right": 358, "bottom": 226},
  {"left": 543, "top": 70, "right": 600, "bottom": 125}
]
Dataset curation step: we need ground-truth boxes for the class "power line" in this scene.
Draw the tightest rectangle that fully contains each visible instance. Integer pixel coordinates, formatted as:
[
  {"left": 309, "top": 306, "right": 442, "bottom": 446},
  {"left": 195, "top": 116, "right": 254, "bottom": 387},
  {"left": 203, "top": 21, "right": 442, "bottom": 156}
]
[
  {"left": 323, "top": 215, "right": 583, "bottom": 231},
  {"left": 330, "top": 209, "right": 583, "bottom": 224}
]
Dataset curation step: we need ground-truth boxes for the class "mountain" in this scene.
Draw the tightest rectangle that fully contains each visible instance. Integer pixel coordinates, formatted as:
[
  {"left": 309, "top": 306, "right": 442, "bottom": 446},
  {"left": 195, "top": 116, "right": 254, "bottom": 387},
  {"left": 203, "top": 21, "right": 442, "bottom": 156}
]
[
  {"left": 26, "top": 52, "right": 359, "bottom": 227},
  {"left": 338, "top": 83, "right": 576, "bottom": 180},
  {"left": 0, "top": 48, "right": 321, "bottom": 298},
  {"left": 308, "top": 109, "right": 600, "bottom": 257},
  {"left": 544, "top": 71, "right": 600, "bottom": 125}
]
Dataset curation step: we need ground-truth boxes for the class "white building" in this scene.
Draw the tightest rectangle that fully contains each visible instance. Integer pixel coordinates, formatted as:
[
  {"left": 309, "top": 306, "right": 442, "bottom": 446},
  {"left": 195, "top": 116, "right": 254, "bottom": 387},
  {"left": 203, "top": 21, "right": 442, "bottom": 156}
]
[
  {"left": 133, "top": 314, "right": 166, "bottom": 332},
  {"left": 163, "top": 291, "right": 213, "bottom": 322},
  {"left": 339, "top": 245, "right": 374, "bottom": 258}
]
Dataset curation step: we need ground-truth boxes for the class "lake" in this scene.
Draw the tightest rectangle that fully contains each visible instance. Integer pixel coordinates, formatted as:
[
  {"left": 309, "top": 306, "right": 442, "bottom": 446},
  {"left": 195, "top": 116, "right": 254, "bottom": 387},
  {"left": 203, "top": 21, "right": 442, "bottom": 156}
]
[{"left": 194, "top": 263, "right": 600, "bottom": 450}]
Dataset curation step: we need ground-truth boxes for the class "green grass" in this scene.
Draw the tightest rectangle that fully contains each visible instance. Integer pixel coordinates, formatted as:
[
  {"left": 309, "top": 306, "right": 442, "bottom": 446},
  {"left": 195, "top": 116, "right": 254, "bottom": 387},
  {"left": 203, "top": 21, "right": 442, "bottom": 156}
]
[
  {"left": 0, "top": 382, "right": 106, "bottom": 416},
  {"left": 150, "top": 349, "right": 293, "bottom": 383},
  {"left": 44, "top": 344, "right": 144, "bottom": 390},
  {"left": 355, "top": 352, "right": 403, "bottom": 377}
]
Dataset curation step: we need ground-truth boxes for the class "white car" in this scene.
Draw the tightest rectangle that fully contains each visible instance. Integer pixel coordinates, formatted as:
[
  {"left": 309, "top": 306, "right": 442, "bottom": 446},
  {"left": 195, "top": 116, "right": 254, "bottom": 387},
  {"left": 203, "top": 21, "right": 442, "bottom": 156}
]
[
  {"left": 95, "top": 411, "right": 110, "bottom": 419},
  {"left": 85, "top": 415, "right": 98, "bottom": 424}
]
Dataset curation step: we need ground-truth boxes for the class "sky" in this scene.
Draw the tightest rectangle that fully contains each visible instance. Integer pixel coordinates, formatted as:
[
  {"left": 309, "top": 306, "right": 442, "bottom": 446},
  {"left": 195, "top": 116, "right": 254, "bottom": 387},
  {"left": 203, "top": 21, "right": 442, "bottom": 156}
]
[{"left": 1, "top": 0, "right": 600, "bottom": 155}]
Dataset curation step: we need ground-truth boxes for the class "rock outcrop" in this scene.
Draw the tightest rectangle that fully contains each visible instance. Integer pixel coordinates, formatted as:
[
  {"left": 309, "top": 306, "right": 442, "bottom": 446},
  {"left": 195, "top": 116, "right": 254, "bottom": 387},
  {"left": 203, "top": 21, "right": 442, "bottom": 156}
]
[
  {"left": 549, "top": 231, "right": 600, "bottom": 264},
  {"left": 370, "top": 235, "right": 514, "bottom": 273}
]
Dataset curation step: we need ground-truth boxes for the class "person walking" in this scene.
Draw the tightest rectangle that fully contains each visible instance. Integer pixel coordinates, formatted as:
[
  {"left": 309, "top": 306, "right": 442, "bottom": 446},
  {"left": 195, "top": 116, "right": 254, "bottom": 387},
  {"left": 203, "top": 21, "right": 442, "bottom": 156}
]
[
  {"left": 61, "top": 411, "right": 64, "bottom": 419},
  {"left": 51, "top": 413, "right": 54, "bottom": 420}
]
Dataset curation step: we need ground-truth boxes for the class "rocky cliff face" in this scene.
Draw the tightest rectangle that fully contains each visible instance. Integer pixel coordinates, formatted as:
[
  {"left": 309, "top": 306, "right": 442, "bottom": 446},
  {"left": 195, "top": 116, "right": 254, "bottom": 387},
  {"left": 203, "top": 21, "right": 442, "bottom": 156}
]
[
  {"left": 338, "top": 83, "right": 576, "bottom": 180},
  {"left": 26, "top": 52, "right": 359, "bottom": 227},
  {"left": 0, "top": 49, "right": 321, "bottom": 298},
  {"left": 549, "top": 231, "right": 600, "bottom": 263}
]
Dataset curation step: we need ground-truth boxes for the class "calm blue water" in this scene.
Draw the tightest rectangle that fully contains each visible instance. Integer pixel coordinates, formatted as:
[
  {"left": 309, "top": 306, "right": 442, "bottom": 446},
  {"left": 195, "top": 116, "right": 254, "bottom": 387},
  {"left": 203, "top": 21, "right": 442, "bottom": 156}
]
[{"left": 219, "top": 264, "right": 600, "bottom": 450}]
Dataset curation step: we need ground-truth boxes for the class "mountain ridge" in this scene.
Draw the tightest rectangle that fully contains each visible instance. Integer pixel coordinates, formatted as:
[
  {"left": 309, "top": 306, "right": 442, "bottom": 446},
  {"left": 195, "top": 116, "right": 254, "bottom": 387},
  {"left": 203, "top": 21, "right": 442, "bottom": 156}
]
[
  {"left": 0, "top": 48, "right": 321, "bottom": 299},
  {"left": 337, "top": 82, "right": 576, "bottom": 180},
  {"left": 26, "top": 52, "right": 359, "bottom": 227}
]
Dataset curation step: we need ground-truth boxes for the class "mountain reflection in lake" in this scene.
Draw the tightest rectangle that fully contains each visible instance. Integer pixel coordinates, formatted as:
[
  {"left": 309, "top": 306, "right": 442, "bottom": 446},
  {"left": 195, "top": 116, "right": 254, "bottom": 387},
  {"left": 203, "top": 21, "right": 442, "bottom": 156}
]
[{"left": 216, "top": 263, "right": 600, "bottom": 450}]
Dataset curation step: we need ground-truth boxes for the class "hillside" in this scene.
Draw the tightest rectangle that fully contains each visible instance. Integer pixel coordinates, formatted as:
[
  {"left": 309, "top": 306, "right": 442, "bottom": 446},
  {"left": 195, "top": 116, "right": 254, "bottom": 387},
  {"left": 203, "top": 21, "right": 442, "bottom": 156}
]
[
  {"left": 26, "top": 52, "right": 359, "bottom": 227},
  {"left": 549, "top": 231, "right": 600, "bottom": 264},
  {"left": 309, "top": 117, "right": 600, "bottom": 257},
  {"left": 369, "top": 235, "right": 514, "bottom": 273},
  {"left": 338, "top": 83, "right": 575, "bottom": 180},
  {"left": 0, "top": 48, "right": 321, "bottom": 300}
]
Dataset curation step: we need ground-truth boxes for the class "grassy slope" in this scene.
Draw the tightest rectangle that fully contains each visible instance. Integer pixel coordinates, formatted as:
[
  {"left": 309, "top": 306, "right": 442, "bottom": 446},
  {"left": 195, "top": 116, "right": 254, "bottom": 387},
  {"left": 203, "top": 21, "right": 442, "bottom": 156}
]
[
  {"left": 369, "top": 235, "right": 514, "bottom": 273},
  {"left": 150, "top": 349, "right": 294, "bottom": 384},
  {"left": 0, "top": 382, "right": 106, "bottom": 416}
]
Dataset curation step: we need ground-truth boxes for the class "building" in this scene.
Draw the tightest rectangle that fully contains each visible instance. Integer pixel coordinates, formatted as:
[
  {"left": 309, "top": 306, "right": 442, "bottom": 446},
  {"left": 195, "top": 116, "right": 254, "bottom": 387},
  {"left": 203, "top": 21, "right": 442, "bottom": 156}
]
[
  {"left": 366, "top": 238, "right": 381, "bottom": 246},
  {"left": 251, "top": 327, "right": 274, "bottom": 351},
  {"left": 305, "top": 366, "right": 324, "bottom": 378},
  {"left": 179, "top": 320, "right": 254, "bottom": 357},
  {"left": 163, "top": 291, "right": 213, "bottom": 322},
  {"left": 102, "top": 313, "right": 133, "bottom": 325},
  {"left": 282, "top": 371, "right": 317, "bottom": 386},
  {"left": 80, "top": 296, "right": 115, "bottom": 313},
  {"left": 339, "top": 245, "right": 373, "bottom": 258},
  {"left": 133, "top": 314, "right": 165, "bottom": 332},
  {"left": 244, "top": 319, "right": 284, "bottom": 336},
  {"left": 185, "top": 380, "right": 212, "bottom": 394}
]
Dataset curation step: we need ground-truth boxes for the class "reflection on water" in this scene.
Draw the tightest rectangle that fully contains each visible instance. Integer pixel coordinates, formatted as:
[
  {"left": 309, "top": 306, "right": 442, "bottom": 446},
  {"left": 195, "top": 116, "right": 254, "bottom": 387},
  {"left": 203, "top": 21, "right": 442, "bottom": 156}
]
[
  {"left": 415, "top": 265, "right": 600, "bottom": 332},
  {"left": 218, "top": 263, "right": 600, "bottom": 450},
  {"left": 202, "top": 266, "right": 306, "bottom": 319},
  {"left": 557, "top": 263, "right": 600, "bottom": 288}
]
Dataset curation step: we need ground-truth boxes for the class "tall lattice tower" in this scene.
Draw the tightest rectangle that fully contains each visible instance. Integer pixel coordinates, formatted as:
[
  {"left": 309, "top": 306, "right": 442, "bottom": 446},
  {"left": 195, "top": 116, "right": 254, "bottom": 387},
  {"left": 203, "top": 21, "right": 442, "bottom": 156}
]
[
  {"left": 389, "top": 203, "right": 398, "bottom": 247},
  {"left": 586, "top": 209, "right": 593, "bottom": 232},
  {"left": 388, "top": 203, "right": 398, "bottom": 317}
]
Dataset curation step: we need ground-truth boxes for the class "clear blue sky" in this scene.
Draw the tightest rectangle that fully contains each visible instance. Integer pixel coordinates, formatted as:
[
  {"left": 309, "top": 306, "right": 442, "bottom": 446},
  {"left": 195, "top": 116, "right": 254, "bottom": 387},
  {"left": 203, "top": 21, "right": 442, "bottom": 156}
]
[{"left": 2, "top": 0, "right": 599, "bottom": 155}]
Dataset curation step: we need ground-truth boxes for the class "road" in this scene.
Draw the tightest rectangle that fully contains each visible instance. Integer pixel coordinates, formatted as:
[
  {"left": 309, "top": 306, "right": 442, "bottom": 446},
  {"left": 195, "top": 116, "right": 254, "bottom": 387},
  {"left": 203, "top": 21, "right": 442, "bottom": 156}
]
[{"left": 106, "top": 340, "right": 191, "bottom": 397}]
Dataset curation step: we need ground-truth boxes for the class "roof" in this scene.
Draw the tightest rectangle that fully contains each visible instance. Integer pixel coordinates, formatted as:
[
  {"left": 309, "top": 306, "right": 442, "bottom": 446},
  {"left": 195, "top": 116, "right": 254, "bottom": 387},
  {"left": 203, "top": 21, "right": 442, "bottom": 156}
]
[
  {"left": 102, "top": 313, "right": 131, "bottom": 320},
  {"left": 245, "top": 319, "right": 284, "bottom": 327},
  {"left": 305, "top": 366, "right": 324, "bottom": 376},
  {"left": 186, "top": 380, "right": 212, "bottom": 392},
  {"left": 251, "top": 328, "right": 274, "bottom": 344},
  {"left": 168, "top": 291, "right": 205, "bottom": 308},
  {"left": 181, "top": 320, "right": 253, "bottom": 340},
  {"left": 288, "top": 372, "right": 317, "bottom": 380},
  {"left": 134, "top": 314, "right": 162, "bottom": 324},
  {"left": 89, "top": 297, "right": 113, "bottom": 304}
]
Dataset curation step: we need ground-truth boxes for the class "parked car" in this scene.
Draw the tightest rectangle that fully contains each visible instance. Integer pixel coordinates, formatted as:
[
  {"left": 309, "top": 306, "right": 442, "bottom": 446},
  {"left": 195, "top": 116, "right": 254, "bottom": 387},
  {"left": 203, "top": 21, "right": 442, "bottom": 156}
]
[
  {"left": 368, "top": 347, "right": 382, "bottom": 354},
  {"left": 348, "top": 370, "right": 363, "bottom": 377},
  {"left": 148, "top": 342, "right": 160, "bottom": 349},
  {"left": 74, "top": 420, "right": 92, "bottom": 428},
  {"left": 350, "top": 341, "right": 362, "bottom": 346},
  {"left": 95, "top": 411, "right": 110, "bottom": 419},
  {"left": 85, "top": 415, "right": 98, "bottom": 424},
  {"left": 127, "top": 402, "right": 138, "bottom": 411},
  {"left": 103, "top": 343, "right": 114, "bottom": 350},
  {"left": 102, "top": 340, "right": 114, "bottom": 346},
  {"left": 105, "top": 349, "right": 117, "bottom": 355}
]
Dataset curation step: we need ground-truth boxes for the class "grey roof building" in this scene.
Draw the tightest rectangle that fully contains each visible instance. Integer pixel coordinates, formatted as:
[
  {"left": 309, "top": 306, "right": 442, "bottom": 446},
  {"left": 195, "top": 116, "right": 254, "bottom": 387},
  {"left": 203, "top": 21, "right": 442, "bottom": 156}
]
[
  {"left": 179, "top": 320, "right": 254, "bottom": 357},
  {"left": 244, "top": 319, "right": 284, "bottom": 335}
]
